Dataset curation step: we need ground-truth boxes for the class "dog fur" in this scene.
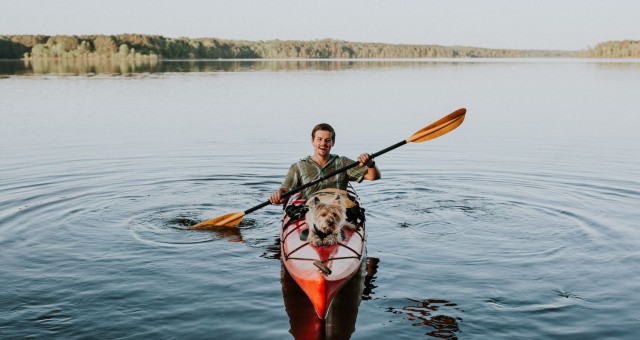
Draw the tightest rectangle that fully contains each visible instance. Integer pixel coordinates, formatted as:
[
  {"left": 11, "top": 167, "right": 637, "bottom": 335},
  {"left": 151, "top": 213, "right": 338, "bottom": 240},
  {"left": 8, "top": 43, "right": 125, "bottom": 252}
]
[{"left": 306, "top": 193, "right": 355, "bottom": 246}]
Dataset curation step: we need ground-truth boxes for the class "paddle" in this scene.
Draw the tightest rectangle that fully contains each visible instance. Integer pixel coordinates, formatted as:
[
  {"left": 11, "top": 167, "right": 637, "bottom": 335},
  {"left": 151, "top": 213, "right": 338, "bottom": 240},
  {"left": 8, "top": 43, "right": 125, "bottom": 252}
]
[{"left": 189, "top": 108, "right": 466, "bottom": 230}]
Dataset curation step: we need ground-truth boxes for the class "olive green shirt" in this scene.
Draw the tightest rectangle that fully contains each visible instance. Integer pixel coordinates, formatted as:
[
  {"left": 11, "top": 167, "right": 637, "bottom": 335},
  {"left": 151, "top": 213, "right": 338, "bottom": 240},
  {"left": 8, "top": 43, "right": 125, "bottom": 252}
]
[{"left": 282, "top": 155, "right": 368, "bottom": 199}]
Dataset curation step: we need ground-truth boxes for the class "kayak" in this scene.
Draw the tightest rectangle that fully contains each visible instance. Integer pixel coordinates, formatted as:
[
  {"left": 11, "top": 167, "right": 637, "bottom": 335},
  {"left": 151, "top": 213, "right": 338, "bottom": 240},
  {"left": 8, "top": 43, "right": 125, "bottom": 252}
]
[
  {"left": 281, "top": 261, "right": 365, "bottom": 337},
  {"left": 280, "top": 189, "right": 366, "bottom": 319}
]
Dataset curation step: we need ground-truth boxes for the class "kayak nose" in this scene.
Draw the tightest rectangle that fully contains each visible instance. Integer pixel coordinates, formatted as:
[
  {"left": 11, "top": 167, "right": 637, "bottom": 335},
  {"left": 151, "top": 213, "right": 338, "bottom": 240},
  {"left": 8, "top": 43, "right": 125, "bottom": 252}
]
[{"left": 306, "top": 277, "right": 331, "bottom": 319}]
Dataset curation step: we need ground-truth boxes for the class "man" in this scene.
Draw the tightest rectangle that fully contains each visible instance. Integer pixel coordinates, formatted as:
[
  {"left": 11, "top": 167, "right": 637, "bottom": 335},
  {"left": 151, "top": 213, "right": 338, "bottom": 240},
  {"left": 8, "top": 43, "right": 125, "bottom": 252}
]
[{"left": 269, "top": 123, "right": 381, "bottom": 204}]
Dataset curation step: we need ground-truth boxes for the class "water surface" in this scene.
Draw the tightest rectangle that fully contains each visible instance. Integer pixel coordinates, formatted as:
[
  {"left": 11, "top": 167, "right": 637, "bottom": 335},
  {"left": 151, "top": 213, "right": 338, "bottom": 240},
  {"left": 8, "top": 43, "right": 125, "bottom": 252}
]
[{"left": 1, "top": 59, "right": 639, "bottom": 339}]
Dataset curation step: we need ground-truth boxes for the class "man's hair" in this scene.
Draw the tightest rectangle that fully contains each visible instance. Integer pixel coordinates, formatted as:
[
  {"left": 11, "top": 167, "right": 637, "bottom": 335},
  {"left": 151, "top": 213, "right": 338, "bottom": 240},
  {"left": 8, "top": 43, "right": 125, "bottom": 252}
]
[{"left": 311, "top": 123, "right": 336, "bottom": 142}]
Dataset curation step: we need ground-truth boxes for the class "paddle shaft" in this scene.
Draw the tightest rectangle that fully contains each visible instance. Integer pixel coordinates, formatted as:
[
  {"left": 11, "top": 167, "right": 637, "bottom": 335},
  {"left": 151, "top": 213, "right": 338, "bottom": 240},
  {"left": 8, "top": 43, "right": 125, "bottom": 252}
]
[{"left": 244, "top": 140, "right": 407, "bottom": 215}]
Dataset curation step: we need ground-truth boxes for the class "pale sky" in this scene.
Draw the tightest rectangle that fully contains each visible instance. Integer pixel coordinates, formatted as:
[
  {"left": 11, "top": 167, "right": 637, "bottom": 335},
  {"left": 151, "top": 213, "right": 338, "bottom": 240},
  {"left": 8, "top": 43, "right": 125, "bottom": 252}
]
[{"left": 1, "top": 0, "right": 639, "bottom": 51}]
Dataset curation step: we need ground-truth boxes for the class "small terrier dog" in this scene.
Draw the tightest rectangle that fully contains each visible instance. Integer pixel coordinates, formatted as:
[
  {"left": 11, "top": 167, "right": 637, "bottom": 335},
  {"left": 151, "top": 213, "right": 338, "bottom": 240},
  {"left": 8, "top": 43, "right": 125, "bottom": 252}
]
[{"left": 306, "top": 193, "right": 355, "bottom": 246}]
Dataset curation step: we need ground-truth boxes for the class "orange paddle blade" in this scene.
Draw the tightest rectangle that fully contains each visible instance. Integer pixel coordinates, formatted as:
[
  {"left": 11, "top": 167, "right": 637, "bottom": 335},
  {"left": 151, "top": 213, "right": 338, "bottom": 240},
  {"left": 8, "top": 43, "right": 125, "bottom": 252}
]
[
  {"left": 406, "top": 108, "right": 466, "bottom": 143},
  {"left": 188, "top": 211, "right": 245, "bottom": 229}
]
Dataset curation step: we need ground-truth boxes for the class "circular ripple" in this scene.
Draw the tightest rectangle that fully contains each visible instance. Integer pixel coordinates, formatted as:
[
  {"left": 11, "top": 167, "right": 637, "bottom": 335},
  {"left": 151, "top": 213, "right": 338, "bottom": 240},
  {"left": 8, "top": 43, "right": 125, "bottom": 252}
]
[{"left": 127, "top": 208, "right": 243, "bottom": 247}]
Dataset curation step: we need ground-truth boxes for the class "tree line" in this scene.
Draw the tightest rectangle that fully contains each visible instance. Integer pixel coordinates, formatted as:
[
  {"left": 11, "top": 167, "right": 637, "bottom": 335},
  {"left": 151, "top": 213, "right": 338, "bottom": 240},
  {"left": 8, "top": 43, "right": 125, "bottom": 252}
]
[
  {"left": 1, "top": 34, "right": 638, "bottom": 59},
  {"left": 579, "top": 40, "right": 640, "bottom": 58}
]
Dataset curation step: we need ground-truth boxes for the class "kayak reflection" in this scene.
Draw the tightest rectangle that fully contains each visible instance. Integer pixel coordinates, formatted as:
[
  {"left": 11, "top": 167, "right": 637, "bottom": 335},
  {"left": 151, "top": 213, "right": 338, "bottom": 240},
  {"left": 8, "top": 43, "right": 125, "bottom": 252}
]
[{"left": 282, "top": 257, "right": 380, "bottom": 340}]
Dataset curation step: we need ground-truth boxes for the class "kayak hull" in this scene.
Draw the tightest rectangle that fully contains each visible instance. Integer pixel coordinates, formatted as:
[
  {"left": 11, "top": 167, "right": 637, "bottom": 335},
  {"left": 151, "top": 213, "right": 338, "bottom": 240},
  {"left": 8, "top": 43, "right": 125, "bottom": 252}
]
[
  {"left": 281, "top": 260, "right": 366, "bottom": 339},
  {"left": 280, "top": 195, "right": 366, "bottom": 319}
]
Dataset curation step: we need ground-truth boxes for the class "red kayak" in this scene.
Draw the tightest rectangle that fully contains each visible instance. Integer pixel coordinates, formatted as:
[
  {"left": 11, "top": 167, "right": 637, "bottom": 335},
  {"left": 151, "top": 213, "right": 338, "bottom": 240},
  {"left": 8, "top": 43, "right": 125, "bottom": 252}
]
[{"left": 280, "top": 190, "right": 366, "bottom": 319}]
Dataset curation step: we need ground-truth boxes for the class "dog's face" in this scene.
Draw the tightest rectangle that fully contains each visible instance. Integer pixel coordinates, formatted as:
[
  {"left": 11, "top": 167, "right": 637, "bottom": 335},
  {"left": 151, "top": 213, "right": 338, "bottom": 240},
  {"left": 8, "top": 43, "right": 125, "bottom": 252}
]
[{"left": 308, "top": 194, "right": 346, "bottom": 235}]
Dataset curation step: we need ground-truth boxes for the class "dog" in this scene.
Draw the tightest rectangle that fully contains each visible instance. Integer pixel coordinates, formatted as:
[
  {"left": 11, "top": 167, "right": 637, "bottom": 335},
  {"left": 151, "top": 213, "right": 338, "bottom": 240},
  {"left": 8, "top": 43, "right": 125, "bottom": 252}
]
[{"left": 306, "top": 193, "right": 355, "bottom": 246}]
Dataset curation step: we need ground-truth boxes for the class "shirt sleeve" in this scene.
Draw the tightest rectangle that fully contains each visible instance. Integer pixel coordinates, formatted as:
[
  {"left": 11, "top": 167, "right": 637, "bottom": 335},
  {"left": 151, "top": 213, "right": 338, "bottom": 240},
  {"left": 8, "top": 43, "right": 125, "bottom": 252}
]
[{"left": 343, "top": 156, "right": 368, "bottom": 183}]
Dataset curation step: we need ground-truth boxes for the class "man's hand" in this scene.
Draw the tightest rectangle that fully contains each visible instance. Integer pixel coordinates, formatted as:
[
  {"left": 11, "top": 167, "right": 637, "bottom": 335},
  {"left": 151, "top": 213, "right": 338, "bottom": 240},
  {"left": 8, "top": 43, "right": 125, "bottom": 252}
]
[
  {"left": 269, "top": 187, "right": 288, "bottom": 205},
  {"left": 358, "top": 153, "right": 375, "bottom": 168},
  {"left": 359, "top": 153, "right": 381, "bottom": 181}
]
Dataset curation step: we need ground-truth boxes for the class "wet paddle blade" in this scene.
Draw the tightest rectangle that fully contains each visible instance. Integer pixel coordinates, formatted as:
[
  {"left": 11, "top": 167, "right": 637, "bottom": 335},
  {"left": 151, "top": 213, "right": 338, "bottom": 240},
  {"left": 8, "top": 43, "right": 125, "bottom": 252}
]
[
  {"left": 188, "top": 211, "right": 245, "bottom": 229},
  {"left": 406, "top": 108, "right": 466, "bottom": 143}
]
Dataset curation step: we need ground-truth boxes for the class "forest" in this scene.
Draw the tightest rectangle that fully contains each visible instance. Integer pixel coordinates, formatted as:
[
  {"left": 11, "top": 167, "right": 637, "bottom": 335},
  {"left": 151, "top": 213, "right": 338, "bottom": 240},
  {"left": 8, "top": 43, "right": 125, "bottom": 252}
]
[
  {"left": 1, "top": 34, "right": 638, "bottom": 59},
  {"left": 582, "top": 40, "right": 640, "bottom": 58}
]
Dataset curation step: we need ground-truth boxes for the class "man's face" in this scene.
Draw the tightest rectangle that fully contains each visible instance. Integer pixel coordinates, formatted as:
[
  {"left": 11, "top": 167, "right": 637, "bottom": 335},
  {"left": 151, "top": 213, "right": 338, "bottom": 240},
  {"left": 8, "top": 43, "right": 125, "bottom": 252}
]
[{"left": 312, "top": 130, "right": 334, "bottom": 157}]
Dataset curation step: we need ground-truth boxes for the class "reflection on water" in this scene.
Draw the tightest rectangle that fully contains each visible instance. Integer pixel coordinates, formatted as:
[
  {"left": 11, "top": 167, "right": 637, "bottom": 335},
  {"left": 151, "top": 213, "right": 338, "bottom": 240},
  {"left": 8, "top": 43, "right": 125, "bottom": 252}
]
[
  {"left": 282, "top": 265, "right": 362, "bottom": 340},
  {"left": 1, "top": 58, "right": 473, "bottom": 76},
  {"left": 281, "top": 254, "right": 462, "bottom": 339},
  {"left": 2, "top": 57, "right": 639, "bottom": 76},
  {"left": 3, "top": 58, "right": 162, "bottom": 76},
  {"left": 261, "top": 237, "right": 282, "bottom": 260},
  {"left": 361, "top": 257, "right": 379, "bottom": 301},
  {"left": 171, "top": 216, "right": 250, "bottom": 242},
  {"left": 282, "top": 257, "right": 382, "bottom": 340},
  {"left": 186, "top": 224, "right": 246, "bottom": 243},
  {"left": 1, "top": 58, "right": 456, "bottom": 76},
  {"left": 387, "top": 299, "right": 463, "bottom": 339}
]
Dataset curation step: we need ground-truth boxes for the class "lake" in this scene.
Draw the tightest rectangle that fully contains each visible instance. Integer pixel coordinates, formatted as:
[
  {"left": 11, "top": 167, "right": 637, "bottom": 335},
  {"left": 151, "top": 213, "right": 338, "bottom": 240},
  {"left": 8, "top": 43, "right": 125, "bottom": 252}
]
[{"left": 1, "top": 58, "right": 639, "bottom": 339}]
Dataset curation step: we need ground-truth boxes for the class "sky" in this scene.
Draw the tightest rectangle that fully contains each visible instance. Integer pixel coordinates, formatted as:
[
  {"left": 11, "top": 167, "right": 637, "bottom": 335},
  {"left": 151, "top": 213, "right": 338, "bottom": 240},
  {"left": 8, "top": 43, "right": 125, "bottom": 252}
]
[{"left": 1, "top": 0, "right": 639, "bottom": 51}]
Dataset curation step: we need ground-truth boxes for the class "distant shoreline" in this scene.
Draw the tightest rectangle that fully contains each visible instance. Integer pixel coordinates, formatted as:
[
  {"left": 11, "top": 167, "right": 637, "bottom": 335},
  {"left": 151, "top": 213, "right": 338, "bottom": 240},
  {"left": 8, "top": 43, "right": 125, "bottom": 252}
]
[{"left": 1, "top": 34, "right": 639, "bottom": 59}]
